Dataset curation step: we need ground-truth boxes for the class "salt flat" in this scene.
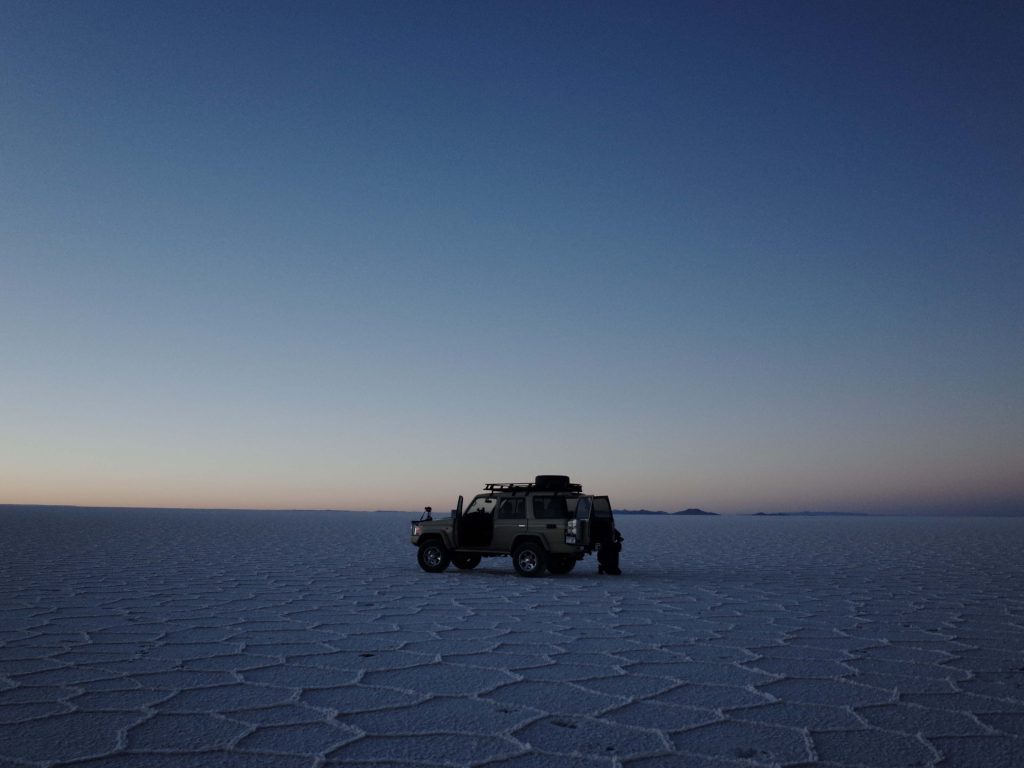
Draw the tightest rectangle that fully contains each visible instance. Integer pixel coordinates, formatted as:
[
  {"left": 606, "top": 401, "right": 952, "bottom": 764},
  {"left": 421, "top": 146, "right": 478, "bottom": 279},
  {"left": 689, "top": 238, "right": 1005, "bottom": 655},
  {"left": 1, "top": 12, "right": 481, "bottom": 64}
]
[{"left": 1, "top": 508, "right": 1022, "bottom": 767}]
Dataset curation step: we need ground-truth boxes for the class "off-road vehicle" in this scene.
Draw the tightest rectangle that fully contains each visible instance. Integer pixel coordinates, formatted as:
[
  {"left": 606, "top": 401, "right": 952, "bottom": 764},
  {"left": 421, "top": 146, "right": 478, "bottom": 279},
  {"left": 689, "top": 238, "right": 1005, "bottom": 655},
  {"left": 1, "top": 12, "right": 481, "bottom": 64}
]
[{"left": 409, "top": 475, "right": 617, "bottom": 576}]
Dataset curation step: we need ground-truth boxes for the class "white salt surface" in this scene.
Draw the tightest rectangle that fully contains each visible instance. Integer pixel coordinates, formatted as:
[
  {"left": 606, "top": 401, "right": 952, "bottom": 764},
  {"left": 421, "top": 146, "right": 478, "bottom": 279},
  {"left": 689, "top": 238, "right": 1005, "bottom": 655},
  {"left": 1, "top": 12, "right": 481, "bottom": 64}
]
[{"left": 1, "top": 509, "right": 1022, "bottom": 767}]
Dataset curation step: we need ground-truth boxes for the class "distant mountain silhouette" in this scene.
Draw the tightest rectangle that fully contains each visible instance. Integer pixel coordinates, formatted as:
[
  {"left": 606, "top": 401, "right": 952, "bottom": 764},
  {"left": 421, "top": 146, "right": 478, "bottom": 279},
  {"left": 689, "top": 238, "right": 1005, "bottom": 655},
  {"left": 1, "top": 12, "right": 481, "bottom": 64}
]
[{"left": 674, "top": 508, "right": 717, "bottom": 516}]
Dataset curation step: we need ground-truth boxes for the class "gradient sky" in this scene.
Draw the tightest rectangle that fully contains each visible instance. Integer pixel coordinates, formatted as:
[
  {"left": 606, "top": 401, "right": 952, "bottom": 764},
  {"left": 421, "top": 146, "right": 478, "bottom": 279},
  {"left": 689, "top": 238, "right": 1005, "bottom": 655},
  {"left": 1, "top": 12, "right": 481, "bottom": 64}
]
[{"left": 2, "top": 1, "right": 1022, "bottom": 514}]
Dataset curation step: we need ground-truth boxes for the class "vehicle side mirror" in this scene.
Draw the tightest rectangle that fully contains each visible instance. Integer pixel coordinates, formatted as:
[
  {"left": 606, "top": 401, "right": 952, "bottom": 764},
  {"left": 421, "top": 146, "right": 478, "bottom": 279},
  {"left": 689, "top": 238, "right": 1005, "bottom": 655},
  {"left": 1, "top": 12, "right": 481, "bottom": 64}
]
[{"left": 451, "top": 495, "right": 463, "bottom": 518}]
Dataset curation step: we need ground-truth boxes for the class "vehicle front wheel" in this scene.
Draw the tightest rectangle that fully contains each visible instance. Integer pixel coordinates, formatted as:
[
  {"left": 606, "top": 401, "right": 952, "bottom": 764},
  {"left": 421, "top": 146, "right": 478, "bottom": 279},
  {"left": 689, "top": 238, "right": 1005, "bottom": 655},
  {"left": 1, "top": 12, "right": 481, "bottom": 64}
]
[
  {"left": 547, "top": 554, "right": 576, "bottom": 574},
  {"left": 452, "top": 553, "right": 481, "bottom": 570},
  {"left": 512, "top": 542, "right": 547, "bottom": 577},
  {"left": 417, "top": 540, "right": 450, "bottom": 573}
]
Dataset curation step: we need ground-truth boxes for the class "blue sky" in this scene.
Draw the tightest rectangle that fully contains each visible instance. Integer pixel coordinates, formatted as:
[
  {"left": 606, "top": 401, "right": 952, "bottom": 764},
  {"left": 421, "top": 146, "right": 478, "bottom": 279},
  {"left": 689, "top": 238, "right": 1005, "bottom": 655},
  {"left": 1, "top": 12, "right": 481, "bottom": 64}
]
[{"left": 2, "top": 1, "right": 1022, "bottom": 513}]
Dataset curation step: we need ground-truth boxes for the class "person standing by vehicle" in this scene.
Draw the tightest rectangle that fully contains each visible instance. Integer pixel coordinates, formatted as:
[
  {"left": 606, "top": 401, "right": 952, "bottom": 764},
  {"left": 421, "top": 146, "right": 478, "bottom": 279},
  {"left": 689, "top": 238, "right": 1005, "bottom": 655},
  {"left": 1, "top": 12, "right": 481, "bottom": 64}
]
[{"left": 597, "top": 527, "right": 623, "bottom": 575}]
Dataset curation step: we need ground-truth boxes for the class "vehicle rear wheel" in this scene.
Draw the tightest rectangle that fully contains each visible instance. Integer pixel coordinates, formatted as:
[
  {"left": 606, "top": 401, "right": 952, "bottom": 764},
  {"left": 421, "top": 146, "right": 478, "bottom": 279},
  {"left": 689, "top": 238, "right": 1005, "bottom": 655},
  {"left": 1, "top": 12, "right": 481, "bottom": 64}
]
[
  {"left": 547, "top": 554, "right": 576, "bottom": 574},
  {"left": 452, "top": 553, "right": 481, "bottom": 570},
  {"left": 417, "top": 540, "right": 450, "bottom": 573},
  {"left": 512, "top": 542, "right": 547, "bottom": 577}
]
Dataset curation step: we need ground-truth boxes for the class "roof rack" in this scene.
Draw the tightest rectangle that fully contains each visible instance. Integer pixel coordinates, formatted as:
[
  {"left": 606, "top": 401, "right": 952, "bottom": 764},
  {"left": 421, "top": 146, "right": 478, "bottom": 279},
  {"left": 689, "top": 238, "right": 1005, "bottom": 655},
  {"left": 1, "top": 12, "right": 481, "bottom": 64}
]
[
  {"left": 483, "top": 481, "right": 583, "bottom": 494},
  {"left": 483, "top": 482, "right": 534, "bottom": 492}
]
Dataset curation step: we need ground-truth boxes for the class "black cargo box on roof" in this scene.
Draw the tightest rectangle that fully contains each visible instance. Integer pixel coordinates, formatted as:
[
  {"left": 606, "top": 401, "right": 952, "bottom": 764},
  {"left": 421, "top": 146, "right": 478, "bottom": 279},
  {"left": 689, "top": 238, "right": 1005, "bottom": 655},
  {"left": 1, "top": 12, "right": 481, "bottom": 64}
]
[
  {"left": 534, "top": 475, "right": 579, "bottom": 493},
  {"left": 482, "top": 476, "right": 583, "bottom": 494}
]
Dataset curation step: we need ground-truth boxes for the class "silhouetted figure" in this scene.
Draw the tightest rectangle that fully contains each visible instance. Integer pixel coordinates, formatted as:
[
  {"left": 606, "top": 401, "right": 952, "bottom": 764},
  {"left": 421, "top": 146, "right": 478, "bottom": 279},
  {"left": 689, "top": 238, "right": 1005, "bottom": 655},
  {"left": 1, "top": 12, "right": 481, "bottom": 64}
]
[{"left": 597, "top": 527, "right": 623, "bottom": 575}]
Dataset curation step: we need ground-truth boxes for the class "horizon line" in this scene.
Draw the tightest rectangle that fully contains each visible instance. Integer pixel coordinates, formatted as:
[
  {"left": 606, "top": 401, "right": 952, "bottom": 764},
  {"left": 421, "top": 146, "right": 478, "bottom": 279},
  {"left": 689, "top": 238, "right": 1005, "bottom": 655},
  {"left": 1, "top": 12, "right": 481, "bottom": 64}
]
[{"left": 2, "top": 503, "right": 1023, "bottom": 518}]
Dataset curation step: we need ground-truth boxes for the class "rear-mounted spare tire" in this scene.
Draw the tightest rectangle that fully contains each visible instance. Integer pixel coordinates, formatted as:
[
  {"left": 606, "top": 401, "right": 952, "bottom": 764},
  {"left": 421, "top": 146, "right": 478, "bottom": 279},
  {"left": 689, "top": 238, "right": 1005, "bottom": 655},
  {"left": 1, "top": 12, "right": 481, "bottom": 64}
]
[{"left": 534, "top": 475, "right": 572, "bottom": 492}]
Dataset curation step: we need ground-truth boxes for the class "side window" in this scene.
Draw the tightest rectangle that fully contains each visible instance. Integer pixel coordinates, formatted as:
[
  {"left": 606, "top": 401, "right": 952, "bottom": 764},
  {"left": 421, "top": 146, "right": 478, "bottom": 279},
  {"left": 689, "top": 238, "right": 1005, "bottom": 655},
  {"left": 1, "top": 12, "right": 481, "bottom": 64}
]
[
  {"left": 533, "top": 495, "right": 569, "bottom": 519},
  {"left": 592, "top": 496, "right": 612, "bottom": 518},
  {"left": 465, "top": 496, "right": 496, "bottom": 515},
  {"left": 497, "top": 498, "right": 525, "bottom": 520}
]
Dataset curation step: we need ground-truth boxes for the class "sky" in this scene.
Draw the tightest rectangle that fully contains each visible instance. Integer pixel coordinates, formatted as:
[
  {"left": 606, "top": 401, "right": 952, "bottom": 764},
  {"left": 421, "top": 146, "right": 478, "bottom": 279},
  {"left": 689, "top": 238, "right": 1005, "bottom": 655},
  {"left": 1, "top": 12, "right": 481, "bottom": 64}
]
[{"left": 2, "top": 1, "right": 1022, "bottom": 514}]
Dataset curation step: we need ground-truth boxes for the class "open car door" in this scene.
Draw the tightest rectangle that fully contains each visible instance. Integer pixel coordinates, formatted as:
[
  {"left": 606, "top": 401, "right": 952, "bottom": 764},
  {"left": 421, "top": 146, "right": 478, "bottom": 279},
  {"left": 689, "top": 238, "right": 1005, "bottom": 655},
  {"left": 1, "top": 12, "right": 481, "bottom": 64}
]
[
  {"left": 456, "top": 494, "right": 496, "bottom": 548},
  {"left": 590, "top": 495, "right": 615, "bottom": 545},
  {"left": 450, "top": 495, "right": 463, "bottom": 547},
  {"left": 570, "top": 494, "right": 615, "bottom": 549},
  {"left": 568, "top": 495, "right": 593, "bottom": 547}
]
